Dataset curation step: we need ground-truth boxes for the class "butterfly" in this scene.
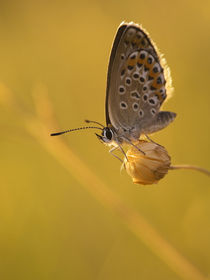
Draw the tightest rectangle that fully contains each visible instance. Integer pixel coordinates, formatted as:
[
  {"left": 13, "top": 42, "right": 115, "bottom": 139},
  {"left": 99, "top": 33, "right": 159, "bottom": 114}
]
[{"left": 51, "top": 22, "right": 176, "bottom": 159}]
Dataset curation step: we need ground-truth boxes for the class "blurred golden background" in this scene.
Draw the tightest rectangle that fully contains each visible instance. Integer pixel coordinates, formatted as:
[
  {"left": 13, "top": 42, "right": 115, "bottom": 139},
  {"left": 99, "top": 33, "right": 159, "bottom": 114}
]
[{"left": 0, "top": 0, "right": 210, "bottom": 279}]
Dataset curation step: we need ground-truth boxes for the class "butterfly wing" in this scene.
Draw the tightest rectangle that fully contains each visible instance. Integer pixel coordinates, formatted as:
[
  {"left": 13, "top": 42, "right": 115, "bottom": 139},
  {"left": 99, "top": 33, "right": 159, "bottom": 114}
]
[{"left": 105, "top": 22, "right": 173, "bottom": 139}]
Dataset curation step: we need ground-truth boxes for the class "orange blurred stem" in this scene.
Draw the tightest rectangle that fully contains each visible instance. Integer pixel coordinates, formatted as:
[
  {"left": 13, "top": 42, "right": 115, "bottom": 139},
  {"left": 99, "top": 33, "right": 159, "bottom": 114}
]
[{"left": 170, "top": 165, "right": 210, "bottom": 176}]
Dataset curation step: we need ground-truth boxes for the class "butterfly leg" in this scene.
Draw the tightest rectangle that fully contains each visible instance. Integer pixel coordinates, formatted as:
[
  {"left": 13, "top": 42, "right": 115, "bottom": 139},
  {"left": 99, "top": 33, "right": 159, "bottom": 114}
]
[
  {"left": 122, "top": 137, "right": 146, "bottom": 155},
  {"left": 109, "top": 144, "right": 128, "bottom": 163},
  {"left": 109, "top": 146, "right": 123, "bottom": 163},
  {"left": 145, "top": 134, "right": 163, "bottom": 147}
]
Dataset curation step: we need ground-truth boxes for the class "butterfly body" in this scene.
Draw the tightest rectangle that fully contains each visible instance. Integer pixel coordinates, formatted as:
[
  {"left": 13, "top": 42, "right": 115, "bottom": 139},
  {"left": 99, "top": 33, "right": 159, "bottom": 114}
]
[{"left": 100, "top": 22, "right": 176, "bottom": 146}]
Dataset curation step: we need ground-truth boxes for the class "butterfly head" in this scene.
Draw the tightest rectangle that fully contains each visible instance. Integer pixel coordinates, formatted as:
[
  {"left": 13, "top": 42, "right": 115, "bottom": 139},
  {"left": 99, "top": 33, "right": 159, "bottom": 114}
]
[{"left": 96, "top": 127, "right": 114, "bottom": 144}]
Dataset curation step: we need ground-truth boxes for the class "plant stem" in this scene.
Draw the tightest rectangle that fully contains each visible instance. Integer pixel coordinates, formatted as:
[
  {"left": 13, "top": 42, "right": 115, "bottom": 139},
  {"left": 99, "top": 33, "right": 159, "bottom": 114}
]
[{"left": 170, "top": 165, "right": 210, "bottom": 176}]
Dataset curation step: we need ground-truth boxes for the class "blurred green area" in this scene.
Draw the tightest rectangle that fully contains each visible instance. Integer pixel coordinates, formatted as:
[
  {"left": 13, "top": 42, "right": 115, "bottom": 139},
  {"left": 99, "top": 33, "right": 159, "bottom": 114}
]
[{"left": 0, "top": 0, "right": 210, "bottom": 279}]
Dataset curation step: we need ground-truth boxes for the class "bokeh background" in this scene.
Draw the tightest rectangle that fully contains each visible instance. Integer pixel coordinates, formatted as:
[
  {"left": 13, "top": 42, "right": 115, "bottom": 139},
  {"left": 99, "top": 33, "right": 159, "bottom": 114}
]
[{"left": 0, "top": 0, "right": 210, "bottom": 279}]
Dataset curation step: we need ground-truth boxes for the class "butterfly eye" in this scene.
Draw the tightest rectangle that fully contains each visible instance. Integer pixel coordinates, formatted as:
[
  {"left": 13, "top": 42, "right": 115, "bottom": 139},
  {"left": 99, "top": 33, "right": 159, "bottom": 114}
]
[
  {"left": 102, "top": 128, "right": 113, "bottom": 140},
  {"left": 105, "top": 128, "right": 113, "bottom": 140}
]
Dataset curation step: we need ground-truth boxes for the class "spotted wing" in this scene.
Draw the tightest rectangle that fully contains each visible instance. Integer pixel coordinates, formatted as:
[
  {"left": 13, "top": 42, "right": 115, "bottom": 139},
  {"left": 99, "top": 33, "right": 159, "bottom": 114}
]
[{"left": 106, "top": 22, "right": 171, "bottom": 138}]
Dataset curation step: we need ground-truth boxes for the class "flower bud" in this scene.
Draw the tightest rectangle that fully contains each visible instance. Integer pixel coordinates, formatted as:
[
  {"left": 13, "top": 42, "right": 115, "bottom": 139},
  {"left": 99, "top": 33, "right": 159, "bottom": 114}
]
[{"left": 125, "top": 141, "right": 171, "bottom": 185}]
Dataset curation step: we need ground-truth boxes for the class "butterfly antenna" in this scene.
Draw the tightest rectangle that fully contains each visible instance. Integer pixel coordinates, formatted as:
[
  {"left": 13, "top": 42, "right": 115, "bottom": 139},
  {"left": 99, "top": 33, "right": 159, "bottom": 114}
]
[
  {"left": 85, "top": 119, "right": 105, "bottom": 128},
  {"left": 50, "top": 126, "right": 103, "bottom": 136}
]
